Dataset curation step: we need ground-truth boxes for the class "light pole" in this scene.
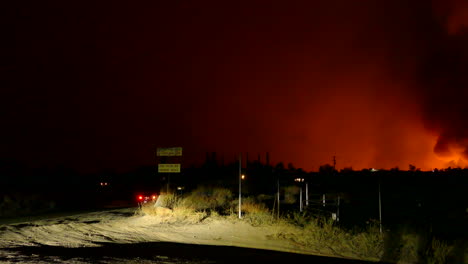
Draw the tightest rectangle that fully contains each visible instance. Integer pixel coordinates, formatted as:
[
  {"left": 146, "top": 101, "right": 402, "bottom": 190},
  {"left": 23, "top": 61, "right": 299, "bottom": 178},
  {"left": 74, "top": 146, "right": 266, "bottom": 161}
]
[
  {"left": 378, "top": 180, "right": 382, "bottom": 233},
  {"left": 372, "top": 168, "right": 382, "bottom": 234},
  {"left": 238, "top": 154, "right": 242, "bottom": 219},
  {"left": 295, "top": 178, "right": 304, "bottom": 212}
]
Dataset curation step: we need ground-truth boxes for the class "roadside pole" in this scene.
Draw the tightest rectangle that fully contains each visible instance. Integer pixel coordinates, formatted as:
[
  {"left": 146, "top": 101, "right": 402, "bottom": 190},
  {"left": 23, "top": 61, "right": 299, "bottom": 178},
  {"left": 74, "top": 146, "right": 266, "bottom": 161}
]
[
  {"left": 238, "top": 153, "right": 242, "bottom": 219},
  {"left": 166, "top": 172, "right": 170, "bottom": 194},
  {"left": 277, "top": 178, "right": 280, "bottom": 219},
  {"left": 378, "top": 181, "right": 382, "bottom": 233},
  {"left": 337, "top": 195, "right": 340, "bottom": 222},
  {"left": 299, "top": 185, "right": 303, "bottom": 212}
]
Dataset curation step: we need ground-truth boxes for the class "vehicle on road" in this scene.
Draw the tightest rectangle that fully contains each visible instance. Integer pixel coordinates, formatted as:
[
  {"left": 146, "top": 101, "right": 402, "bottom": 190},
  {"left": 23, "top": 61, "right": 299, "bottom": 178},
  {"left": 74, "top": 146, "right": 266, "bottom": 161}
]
[{"left": 136, "top": 193, "right": 158, "bottom": 207}]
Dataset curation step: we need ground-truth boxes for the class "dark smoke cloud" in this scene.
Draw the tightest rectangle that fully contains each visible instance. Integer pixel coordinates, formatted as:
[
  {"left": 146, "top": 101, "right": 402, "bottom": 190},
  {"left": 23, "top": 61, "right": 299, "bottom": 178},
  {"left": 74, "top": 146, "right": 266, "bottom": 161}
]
[
  {"left": 2, "top": 0, "right": 468, "bottom": 172},
  {"left": 420, "top": 0, "right": 468, "bottom": 166}
]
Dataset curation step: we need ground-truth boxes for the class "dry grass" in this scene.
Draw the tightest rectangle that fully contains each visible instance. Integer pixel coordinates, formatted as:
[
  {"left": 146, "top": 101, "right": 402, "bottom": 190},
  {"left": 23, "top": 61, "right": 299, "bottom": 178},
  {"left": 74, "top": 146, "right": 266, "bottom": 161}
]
[
  {"left": 0, "top": 193, "right": 56, "bottom": 217},
  {"left": 138, "top": 188, "right": 456, "bottom": 263},
  {"left": 283, "top": 186, "right": 299, "bottom": 204},
  {"left": 179, "top": 187, "right": 232, "bottom": 211},
  {"left": 140, "top": 202, "right": 207, "bottom": 224},
  {"left": 399, "top": 233, "right": 420, "bottom": 263},
  {"left": 241, "top": 197, "right": 268, "bottom": 214},
  {"left": 273, "top": 215, "right": 383, "bottom": 261},
  {"left": 139, "top": 187, "right": 232, "bottom": 224},
  {"left": 427, "top": 238, "right": 453, "bottom": 264}
]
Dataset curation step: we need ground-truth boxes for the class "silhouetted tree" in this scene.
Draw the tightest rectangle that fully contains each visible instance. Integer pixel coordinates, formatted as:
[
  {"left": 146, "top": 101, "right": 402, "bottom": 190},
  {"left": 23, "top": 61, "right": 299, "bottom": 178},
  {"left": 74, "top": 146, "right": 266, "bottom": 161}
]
[
  {"left": 319, "top": 164, "right": 334, "bottom": 174},
  {"left": 340, "top": 167, "right": 353, "bottom": 173},
  {"left": 274, "top": 162, "right": 285, "bottom": 172}
]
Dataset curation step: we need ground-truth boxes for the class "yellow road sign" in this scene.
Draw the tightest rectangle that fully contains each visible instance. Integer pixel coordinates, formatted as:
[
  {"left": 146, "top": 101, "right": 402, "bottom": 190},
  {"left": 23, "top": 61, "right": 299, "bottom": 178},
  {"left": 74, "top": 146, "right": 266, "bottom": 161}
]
[
  {"left": 158, "top": 164, "right": 181, "bottom": 173},
  {"left": 157, "top": 147, "right": 182, "bottom": 156}
]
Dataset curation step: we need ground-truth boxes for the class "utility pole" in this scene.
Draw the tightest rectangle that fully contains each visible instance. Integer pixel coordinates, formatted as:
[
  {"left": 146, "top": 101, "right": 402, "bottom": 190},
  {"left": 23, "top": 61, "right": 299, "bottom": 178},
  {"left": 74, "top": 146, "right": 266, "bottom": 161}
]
[
  {"left": 299, "top": 184, "right": 303, "bottom": 212},
  {"left": 305, "top": 182, "right": 309, "bottom": 206},
  {"left": 277, "top": 178, "right": 280, "bottom": 219},
  {"left": 239, "top": 153, "right": 242, "bottom": 219},
  {"left": 337, "top": 195, "right": 340, "bottom": 222},
  {"left": 333, "top": 156, "right": 336, "bottom": 171},
  {"left": 166, "top": 173, "right": 170, "bottom": 194},
  {"left": 378, "top": 181, "right": 382, "bottom": 233}
]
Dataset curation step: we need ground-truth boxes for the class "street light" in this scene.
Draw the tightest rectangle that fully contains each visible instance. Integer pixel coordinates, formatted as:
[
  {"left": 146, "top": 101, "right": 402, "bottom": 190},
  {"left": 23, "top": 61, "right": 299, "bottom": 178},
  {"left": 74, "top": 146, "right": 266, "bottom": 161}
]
[
  {"left": 238, "top": 154, "right": 242, "bottom": 219},
  {"left": 371, "top": 168, "right": 382, "bottom": 233},
  {"left": 295, "top": 178, "right": 304, "bottom": 212}
]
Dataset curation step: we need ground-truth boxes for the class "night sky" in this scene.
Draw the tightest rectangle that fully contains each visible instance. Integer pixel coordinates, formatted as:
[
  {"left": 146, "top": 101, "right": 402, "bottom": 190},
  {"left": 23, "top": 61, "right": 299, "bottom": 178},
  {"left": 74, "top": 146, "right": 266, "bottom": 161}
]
[{"left": 2, "top": 0, "right": 468, "bottom": 173}]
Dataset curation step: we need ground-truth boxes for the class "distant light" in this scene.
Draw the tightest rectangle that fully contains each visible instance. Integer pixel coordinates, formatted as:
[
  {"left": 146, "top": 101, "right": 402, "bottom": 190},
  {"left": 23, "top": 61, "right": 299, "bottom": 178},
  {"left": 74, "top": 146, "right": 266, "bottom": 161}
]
[
  {"left": 138, "top": 195, "right": 143, "bottom": 200},
  {"left": 100, "top": 182, "right": 103, "bottom": 186},
  {"left": 177, "top": 186, "right": 184, "bottom": 190},
  {"left": 241, "top": 174, "right": 245, "bottom": 180},
  {"left": 371, "top": 168, "right": 378, "bottom": 172},
  {"left": 294, "top": 178, "right": 304, "bottom": 182},
  {"left": 152, "top": 195, "right": 156, "bottom": 200}
]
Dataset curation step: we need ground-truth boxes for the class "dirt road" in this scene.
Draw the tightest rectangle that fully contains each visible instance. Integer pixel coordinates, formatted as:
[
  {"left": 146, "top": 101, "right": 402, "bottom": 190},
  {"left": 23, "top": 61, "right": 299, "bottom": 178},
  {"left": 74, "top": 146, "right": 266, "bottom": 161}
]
[{"left": 0, "top": 208, "right": 379, "bottom": 263}]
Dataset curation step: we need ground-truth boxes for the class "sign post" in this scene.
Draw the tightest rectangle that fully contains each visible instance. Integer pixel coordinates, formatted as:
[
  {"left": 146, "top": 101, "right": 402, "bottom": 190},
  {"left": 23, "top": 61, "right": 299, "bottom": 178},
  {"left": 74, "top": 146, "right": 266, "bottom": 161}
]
[
  {"left": 158, "top": 164, "right": 181, "bottom": 173},
  {"left": 238, "top": 153, "right": 242, "bottom": 219},
  {"left": 157, "top": 147, "right": 182, "bottom": 194}
]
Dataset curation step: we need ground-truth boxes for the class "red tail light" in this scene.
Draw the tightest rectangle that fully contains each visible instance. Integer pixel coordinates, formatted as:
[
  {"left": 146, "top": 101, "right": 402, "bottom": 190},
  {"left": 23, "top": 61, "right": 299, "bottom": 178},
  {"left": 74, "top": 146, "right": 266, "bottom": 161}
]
[{"left": 138, "top": 195, "right": 143, "bottom": 200}]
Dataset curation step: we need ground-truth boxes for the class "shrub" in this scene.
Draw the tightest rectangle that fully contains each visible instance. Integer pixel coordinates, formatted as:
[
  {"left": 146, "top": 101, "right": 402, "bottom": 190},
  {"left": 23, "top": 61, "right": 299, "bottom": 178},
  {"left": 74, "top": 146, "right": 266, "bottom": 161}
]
[
  {"left": 155, "top": 193, "right": 179, "bottom": 209},
  {"left": 283, "top": 185, "right": 299, "bottom": 204},
  {"left": 244, "top": 211, "right": 276, "bottom": 226},
  {"left": 237, "top": 197, "right": 274, "bottom": 226},
  {"left": 241, "top": 197, "right": 268, "bottom": 214},
  {"left": 399, "top": 232, "right": 420, "bottom": 263},
  {"left": 427, "top": 238, "right": 453, "bottom": 264},
  {"left": 181, "top": 187, "right": 232, "bottom": 211},
  {"left": 346, "top": 224, "right": 383, "bottom": 260},
  {"left": 140, "top": 200, "right": 207, "bottom": 224},
  {"left": 272, "top": 214, "right": 383, "bottom": 261}
]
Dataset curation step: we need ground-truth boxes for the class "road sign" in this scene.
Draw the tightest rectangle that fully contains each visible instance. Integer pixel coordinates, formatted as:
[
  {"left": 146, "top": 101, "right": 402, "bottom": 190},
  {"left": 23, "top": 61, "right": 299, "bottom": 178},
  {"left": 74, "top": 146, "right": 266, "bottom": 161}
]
[
  {"left": 157, "top": 147, "right": 182, "bottom": 156},
  {"left": 158, "top": 164, "right": 181, "bottom": 173}
]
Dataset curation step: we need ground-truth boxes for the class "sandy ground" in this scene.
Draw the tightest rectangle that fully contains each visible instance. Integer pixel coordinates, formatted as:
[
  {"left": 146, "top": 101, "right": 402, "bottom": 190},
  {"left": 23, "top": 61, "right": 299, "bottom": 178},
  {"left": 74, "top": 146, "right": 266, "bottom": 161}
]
[
  {"left": 0, "top": 207, "right": 371, "bottom": 263},
  {"left": 0, "top": 207, "right": 309, "bottom": 252}
]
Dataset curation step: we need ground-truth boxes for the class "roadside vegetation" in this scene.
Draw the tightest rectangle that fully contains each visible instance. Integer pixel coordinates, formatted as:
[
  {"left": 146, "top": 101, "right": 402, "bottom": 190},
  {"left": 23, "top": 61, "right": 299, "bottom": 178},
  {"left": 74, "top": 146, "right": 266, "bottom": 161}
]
[
  {"left": 0, "top": 193, "right": 56, "bottom": 218},
  {"left": 138, "top": 186, "right": 457, "bottom": 264}
]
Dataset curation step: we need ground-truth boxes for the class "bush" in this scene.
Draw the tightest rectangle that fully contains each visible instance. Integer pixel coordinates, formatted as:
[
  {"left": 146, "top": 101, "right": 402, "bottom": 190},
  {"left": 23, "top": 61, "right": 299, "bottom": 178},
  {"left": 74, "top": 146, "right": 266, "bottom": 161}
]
[
  {"left": 427, "top": 238, "right": 453, "bottom": 264},
  {"left": 140, "top": 187, "right": 232, "bottom": 222},
  {"left": 140, "top": 194, "right": 207, "bottom": 224},
  {"left": 155, "top": 193, "right": 179, "bottom": 209},
  {"left": 0, "top": 193, "right": 57, "bottom": 218},
  {"left": 274, "top": 214, "right": 383, "bottom": 261},
  {"left": 180, "top": 187, "right": 232, "bottom": 211},
  {"left": 283, "top": 186, "right": 299, "bottom": 204},
  {"left": 241, "top": 197, "right": 268, "bottom": 214}
]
